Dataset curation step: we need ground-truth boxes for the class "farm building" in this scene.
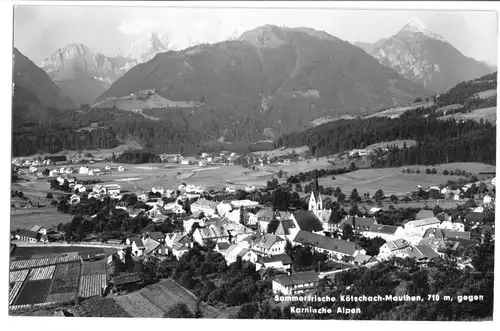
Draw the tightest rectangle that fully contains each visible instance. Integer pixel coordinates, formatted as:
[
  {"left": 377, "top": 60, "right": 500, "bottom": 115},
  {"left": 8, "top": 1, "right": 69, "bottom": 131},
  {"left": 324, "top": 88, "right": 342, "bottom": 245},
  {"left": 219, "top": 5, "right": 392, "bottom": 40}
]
[
  {"left": 272, "top": 270, "right": 319, "bottom": 295},
  {"left": 192, "top": 224, "right": 230, "bottom": 246},
  {"left": 255, "top": 254, "right": 293, "bottom": 271},
  {"left": 248, "top": 233, "right": 286, "bottom": 256},
  {"left": 415, "top": 210, "right": 435, "bottom": 220},
  {"left": 275, "top": 219, "right": 299, "bottom": 241},
  {"left": 30, "top": 225, "right": 47, "bottom": 235},
  {"left": 403, "top": 217, "right": 441, "bottom": 232},
  {"left": 377, "top": 239, "right": 411, "bottom": 260},
  {"left": 191, "top": 199, "right": 218, "bottom": 216},
  {"left": 110, "top": 273, "right": 143, "bottom": 294},
  {"left": 363, "top": 225, "right": 406, "bottom": 241},
  {"left": 292, "top": 230, "right": 365, "bottom": 260},
  {"left": 230, "top": 200, "right": 259, "bottom": 208},
  {"left": 13, "top": 229, "right": 39, "bottom": 243}
]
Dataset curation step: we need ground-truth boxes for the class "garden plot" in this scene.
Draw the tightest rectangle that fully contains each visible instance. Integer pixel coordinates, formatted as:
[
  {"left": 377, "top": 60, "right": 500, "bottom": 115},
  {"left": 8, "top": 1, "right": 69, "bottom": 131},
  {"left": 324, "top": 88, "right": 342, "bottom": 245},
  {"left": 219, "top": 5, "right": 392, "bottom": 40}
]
[
  {"left": 28, "top": 265, "right": 56, "bottom": 281},
  {"left": 82, "top": 259, "right": 107, "bottom": 275},
  {"left": 14, "top": 279, "right": 53, "bottom": 305},
  {"left": 9, "top": 269, "right": 29, "bottom": 283},
  {"left": 9, "top": 282, "right": 24, "bottom": 305},
  {"left": 79, "top": 274, "right": 107, "bottom": 298},
  {"left": 80, "top": 297, "right": 130, "bottom": 317},
  {"left": 113, "top": 292, "right": 165, "bottom": 318},
  {"left": 48, "top": 262, "right": 81, "bottom": 296},
  {"left": 10, "top": 256, "right": 81, "bottom": 271}
]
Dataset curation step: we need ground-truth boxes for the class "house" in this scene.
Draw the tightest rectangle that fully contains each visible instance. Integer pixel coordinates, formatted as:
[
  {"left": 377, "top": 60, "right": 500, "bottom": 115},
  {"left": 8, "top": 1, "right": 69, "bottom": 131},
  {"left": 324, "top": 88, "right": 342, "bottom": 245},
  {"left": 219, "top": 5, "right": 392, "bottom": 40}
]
[
  {"left": 418, "top": 238, "right": 447, "bottom": 253},
  {"left": 129, "top": 237, "right": 146, "bottom": 257},
  {"left": 226, "top": 209, "right": 242, "bottom": 223},
  {"left": 257, "top": 209, "right": 275, "bottom": 231},
  {"left": 230, "top": 200, "right": 259, "bottom": 209},
  {"left": 13, "top": 229, "right": 39, "bottom": 243},
  {"left": 404, "top": 217, "right": 441, "bottom": 232},
  {"left": 118, "top": 166, "right": 125, "bottom": 172},
  {"left": 49, "top": 169, "right": 59, "bottom": 177},
  {"left": 73, "top": 184, "right": 87, "bottom": 193},
  {"left": 397, "top": 245, "right": 441, "bottom": 263},
  {"left": 180, "top": 160, "right": 190, "bottom": 165},
  {"left": 142, "top": 231, "right": 165, "bottom": 244},
  {"left": 339, "top": 216, "right": 377, "bottom": 232},
  {"left": 102, "top": 184, "right": 121, "bottom": 195},
  {"left": 152, "top": 187, "right": 165, "bottom": 195},
  {"left": 275, "top": 219, "right": 299, "bottom": 241},
  {"left": 363, "top": 224, "right": 406, "bottom": 241},
  {"left": 423, "top": 228, "right": 472, "bottom": 240},
  {"left": 255, "top": 254, "right": 293, "bottom": 271},
  {"left": 110, "top": 273, "right": 143, "bottom": 294},
  {"left": 142, "top": 237, "right": 162, "bottom": 256},
  {"left": 353, "top": 254, "right": 378, "bottom": 266},
  {"left": 225, "top": 244, "right": 259, "bottom": 264},
  {"left": 79, "top": 166, "right": 89, "bottom": 175},
  {"left": 190, "top": 199, "right": 218, "bottom": 216},
  {"left": 225, "top": 222, "right": 254, "bottom": 243},
  {"left": 215, "top": 242, "right": 231, "bottom": 254},
  {"left": 250, "top": 233, "right": 286, "bottom": 256},
  {"left": 415, "top": 209, "right": 435, "bottom": 220},
  {"left": 193, "top": 224, "right": 231, "bottom": 246},
  {"left": 290, "top": 211, "right": 324, "bottom": 235},
  {"left": 30, "top": 225, "right": 47, "bottom": 235},
  {"left": 293, "top": 230, "right": 364, "bottom": 260},
  {"left": 272, "top": 271, "right": 319, "bottom": 295},
  {"left": 377, "top": 239, "right": 411, "bottom": 260},
  {"left": 163, "top": 202, "right": 184, "bottom": 215}
]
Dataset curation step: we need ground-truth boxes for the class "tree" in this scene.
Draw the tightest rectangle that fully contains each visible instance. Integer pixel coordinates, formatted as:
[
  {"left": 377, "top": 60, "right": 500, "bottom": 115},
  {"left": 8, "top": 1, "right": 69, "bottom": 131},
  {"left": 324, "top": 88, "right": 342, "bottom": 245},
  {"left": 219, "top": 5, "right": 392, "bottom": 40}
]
[
  {"left": 46, "top": 192, "right": 53, "bottom": 199},
  {"left": 183, "top": 199, "right": 191, "bottom": 214},
  {"left": 194, "top": 299, "right": 204, "bottom": 318},
  {"left": 431, "top": 168, "right": 437, "bottom": 175},
  {"left": 337, "top": 192, "right": 346, "bottom": 203},
  {"left": 235, "top": 302, "right": 259, "bottom": 319},
  {"left": 349, "top": 162, "right": 357, "bottom": 172},
  {"left": 374, "top": 189, "right": 385, "bottom": 202},
  {"left": 342, "top": 224, "right": 354, "bottom": 241},
  {"left": 285, "top": 239, "right": 294, "bottom": 258},
  {"left": 390, "top": 195, "right": 398, "bottom": 203},
  {"left": 443, "top": 169, "right": 449, "bottom": 175},
  {"left": 349, "top": 205, "right": 359, "bottom": 216},
  {"left": 350, "top": 188, "right": 361, "bottom": 202},
  {"left": 295, "top": 183, "right": 302, "bottom": 192},
  {"left": 425, "top": 168, "right": 431, "bottom": 175},
  {"left": 267, "top": 219, "right": 280, "bottom": 234}
]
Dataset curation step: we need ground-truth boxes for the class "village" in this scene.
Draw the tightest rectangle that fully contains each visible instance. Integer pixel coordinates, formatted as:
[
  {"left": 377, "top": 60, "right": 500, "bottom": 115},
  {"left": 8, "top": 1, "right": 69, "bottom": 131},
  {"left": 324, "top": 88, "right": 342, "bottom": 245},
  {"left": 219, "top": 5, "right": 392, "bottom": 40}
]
[{"left": 9, "top": 146, "right": 496, "bottom": 313}]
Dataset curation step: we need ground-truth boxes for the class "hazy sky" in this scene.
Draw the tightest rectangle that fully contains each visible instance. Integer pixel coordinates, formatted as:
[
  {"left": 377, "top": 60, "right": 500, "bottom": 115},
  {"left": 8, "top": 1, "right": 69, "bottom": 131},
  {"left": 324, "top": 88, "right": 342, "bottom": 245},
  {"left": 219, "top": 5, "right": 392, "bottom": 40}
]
[{"left": 13, "top": 5, "right": 498, "bottom": 65}]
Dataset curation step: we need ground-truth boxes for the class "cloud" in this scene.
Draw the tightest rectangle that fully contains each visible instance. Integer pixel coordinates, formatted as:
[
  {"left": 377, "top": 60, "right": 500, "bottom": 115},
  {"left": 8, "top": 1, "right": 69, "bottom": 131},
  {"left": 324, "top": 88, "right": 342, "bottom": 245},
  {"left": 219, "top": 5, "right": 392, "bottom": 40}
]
[{"left": 117, "top": 18, "right": 160, "bottom": 35}]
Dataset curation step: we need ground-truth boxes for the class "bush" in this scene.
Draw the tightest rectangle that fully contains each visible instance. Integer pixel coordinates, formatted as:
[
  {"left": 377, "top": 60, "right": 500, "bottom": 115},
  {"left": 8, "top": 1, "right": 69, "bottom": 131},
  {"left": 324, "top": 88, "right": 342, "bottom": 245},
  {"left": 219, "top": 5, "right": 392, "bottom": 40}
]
[
  {"left": 425, "top": 169, "right": 431, "bottom": 175},
  {"left": 443, "top": 169, "right": 449, "bottom": 175}
]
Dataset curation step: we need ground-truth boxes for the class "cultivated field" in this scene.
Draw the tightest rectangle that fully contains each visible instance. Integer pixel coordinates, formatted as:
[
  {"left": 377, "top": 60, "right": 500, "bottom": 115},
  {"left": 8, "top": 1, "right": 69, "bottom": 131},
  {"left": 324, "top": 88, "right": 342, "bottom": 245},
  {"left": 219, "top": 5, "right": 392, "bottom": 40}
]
[
  {"left": 112, "top": 279, "right": 218, "bottom": 318},
  {"left": 82, "top": 260, "right": 108, "bottom": 275},
  {"left": 11, "top": 246, "right": 109, "bottom": 260},
  {"left": 80, "top": 297, "right": 130, "bottom": 317},
  {"left": 299, "top": 163, "right": 494, "bottom": 196},
  {"left": 477, "top": 89, "right": 496, "bottom": 99},
  {"left": 438, "top": 107, "right": 496, "bottom": 124},
  {"left": 11, "top": 206, "right": 72, "bottom": 232},
  {"left": 79, "top": 274, "right": 107, "bottom": 298},
  {"left": 253, "top": 145, "right": 309, "bottom": 157},
  {"left": 14, "top": 279, "right": 53, "bottom": 305}
]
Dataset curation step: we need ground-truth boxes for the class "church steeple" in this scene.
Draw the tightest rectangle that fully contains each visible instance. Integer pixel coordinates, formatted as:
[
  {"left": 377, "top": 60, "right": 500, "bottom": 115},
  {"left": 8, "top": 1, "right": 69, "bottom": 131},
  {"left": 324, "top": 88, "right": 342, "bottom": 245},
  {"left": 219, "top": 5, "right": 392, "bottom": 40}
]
[
  {"left": 309, "top": 170, "right": 323, "bottom": 221},
  {"left": 312, "top": 170, "right": 320, "bottom": 200}
]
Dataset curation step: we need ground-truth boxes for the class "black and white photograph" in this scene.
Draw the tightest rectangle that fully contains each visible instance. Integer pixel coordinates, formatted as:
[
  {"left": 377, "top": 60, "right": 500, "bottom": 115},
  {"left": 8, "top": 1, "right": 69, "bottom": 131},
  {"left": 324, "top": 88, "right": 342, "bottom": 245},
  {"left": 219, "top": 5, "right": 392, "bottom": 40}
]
[{"left": 5, "top": 1, "right": 498, "bottom": 321}]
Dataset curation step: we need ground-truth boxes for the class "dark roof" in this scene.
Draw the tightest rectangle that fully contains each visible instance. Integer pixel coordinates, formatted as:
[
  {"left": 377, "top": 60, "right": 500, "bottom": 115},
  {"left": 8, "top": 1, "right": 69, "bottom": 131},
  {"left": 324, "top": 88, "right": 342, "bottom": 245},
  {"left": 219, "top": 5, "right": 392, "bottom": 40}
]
[
  {"left": 216, "top": 242, "right": 231, "bottom": 251},
  {"left": 274, "top": 271, "right": 319, "bottom": 287},
  {"left": 293, "top": 230, "right": 359, "bottom": 255},
  {"left": 413, "top": 245, "right": 441, "bottom": 260},
  {"left": 145, "top": 232, "right": 164, "bottom": 240},
  {"left": 423, "top": 228, "right": 471, "bottom": 240},
  {"left": 275, "top": 219, "right": 297, "bottom": 236},
  {"left": 111, "top": 273, "right": 142, "bottom": 286},
  {"left": 292, "top": 211, "right": 323, "bottom": 232},
  {"left": 465, "top": 212, "right": 484, "bottom": 222},
  {"left": 131, "top": 238, "right": 145, "bottom": 248},
  {"left": 368, "top": 224, "right": 401, "bottom": 235},
  {"left": 353, "top": 254, "right": 377, "bottom": 265},
  {"left": 15, "top": 229, "right": 38, "bottom": 239},
  {"left": 341, "top": 216, "right": 376, "bottom": 230},
  {"left": 257, "top": 254, "right": 293, "bottom": 265},
  {"left": 415, "top": 210, "right": 434, "bottom": 220}
]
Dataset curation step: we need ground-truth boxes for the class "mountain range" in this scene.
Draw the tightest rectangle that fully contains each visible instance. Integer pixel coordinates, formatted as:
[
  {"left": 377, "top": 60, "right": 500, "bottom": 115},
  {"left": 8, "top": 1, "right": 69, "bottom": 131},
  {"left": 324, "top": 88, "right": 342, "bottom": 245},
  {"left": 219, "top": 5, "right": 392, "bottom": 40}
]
[
  {"left": 13, "top": 47, "right": 74, "bottom": 110},
  {"left": 355, "top": 20, "right": 493, "bottom": 93},
  {"left": 13, "top": 23, "right": 496, "bottom": 143}
]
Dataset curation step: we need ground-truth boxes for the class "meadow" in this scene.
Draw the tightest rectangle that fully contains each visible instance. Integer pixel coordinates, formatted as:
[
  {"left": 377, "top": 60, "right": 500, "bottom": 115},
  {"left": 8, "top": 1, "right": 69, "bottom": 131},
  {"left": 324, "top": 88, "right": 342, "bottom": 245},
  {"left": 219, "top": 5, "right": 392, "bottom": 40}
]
[
  {"left": 298, "top": 163, "right": 495, "bottom": 196},
  {"left": 438, "top": 107, "right": 496, "bottom": 124}
]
